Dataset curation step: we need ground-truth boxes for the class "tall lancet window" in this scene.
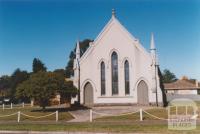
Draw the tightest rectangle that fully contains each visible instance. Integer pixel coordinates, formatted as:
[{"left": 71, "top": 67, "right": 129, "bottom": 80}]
[
  {"left": 124, "top": 60, "right": 130, "bottom": 95},
  {"left": 111, "top": 52, "right": 118, "bottom": 95},
  {"left": 100, "top": 62, "right": 106, "bottom": 95}
]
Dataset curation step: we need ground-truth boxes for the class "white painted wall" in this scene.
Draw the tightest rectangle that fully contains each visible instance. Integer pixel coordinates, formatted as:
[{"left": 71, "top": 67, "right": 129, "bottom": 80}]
[
  {"left": 167, "top": 89, "right": 198, "bottom": 95},
  {"left": 73, "top": 16, "right": 163, "bottom": 105}
]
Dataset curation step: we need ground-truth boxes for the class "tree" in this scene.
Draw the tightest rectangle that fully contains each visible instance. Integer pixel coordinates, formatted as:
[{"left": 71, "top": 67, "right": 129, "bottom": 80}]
[
  {"left": 53, "top": 69, "right": 78, "bottom": 105},
  {"left": 65, "top": 39, "right": 93, "bottom": 78},
  {"left": 32, "top": 58, "right": 47, "bottom": 73},
  {"left": 0, "top": 75, "right": 11, "bottom": 97},
  {"left": 16, "top": 70, "right": 78, "bottom": 109},
  {"left": 162, "top": 69, "right": 177, "bottom": 83},
  {"left": 59, "top": 81, "right": 77, "bottom": 105},
  {"left": 79, "top": 39, "right": 93, "bottom": 56},
  {"left": 16, "top": 71, "right": 63, "bottom": 110},
  {"left": 29, "top": 71, "right": 58, "bottom": 110},
  {"left": 10, "top": 69, "right": 29, "bottom": 102},
  {"left": 53, "top": 69, "right": 65, "bottom": 78},
  {"left": 65, "top": 57, "right": 74, "bottom": 78},
  {"left": 15, "top": 80, "right": 31, "bottom": 103}
]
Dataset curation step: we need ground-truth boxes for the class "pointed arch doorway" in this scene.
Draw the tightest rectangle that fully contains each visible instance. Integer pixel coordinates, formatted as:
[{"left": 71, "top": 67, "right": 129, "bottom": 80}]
[
  {"left": 137, "top": 80, "right": 149, "bottom": 105},
  {"left": 84, "top": 82, "right": 94, "bottom": 107}
]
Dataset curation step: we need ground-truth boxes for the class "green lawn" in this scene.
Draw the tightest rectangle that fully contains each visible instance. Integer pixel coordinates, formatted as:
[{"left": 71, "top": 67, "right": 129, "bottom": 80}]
[
  {"left": 0, "top": 106, "right": 74, "bottom": 122},
  {"left": 94, "top": 108, "right": 166, "bottom": 122},
  {"left": 0, "top": 122, "right": 199, "bottom": 134},
  {"left": 0, "top": 106, "right": 200, "bottom": 133},
  {"left": 94, "top": 107, "right": 198, "bottom": 122}
]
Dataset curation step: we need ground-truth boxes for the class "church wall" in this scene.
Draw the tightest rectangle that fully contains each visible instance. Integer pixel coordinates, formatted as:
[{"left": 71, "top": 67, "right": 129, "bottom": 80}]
[{"left": 77, "top": 17, "right": 163, "bottom": 105}]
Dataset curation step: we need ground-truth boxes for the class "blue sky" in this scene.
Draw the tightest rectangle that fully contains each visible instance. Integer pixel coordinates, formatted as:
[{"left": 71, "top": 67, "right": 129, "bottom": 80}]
[{"left": 0, "top": 0, "right": 200, "bottom": 80}]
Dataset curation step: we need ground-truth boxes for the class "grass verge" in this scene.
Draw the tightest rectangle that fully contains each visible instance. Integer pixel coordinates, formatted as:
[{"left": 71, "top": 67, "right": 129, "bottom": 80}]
[
  {"left": 0, "top": 122, "right": 199, "bottom": 134},
  {"left": 0, "top": 106, "right": 74, "bottom": 121}
]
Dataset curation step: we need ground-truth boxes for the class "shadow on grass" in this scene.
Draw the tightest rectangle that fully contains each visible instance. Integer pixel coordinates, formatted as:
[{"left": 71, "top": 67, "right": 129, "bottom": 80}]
[{"left": 31, "top": 105, "right": 89, "bottom": 112}]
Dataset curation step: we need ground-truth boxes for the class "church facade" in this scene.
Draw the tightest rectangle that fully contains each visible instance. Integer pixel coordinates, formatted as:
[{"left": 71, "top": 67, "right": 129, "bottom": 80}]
[{"left": 73, "top": 11, "right": 164, "bottom": 106}]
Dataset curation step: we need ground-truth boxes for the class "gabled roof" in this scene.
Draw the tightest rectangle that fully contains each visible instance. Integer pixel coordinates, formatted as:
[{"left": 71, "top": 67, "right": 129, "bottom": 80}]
[
  {"left": 79, "top": 13, "right": 151, "bottom": 64},
  {"left": 164, "top": 79, "right": 200, "bottom": 90}
]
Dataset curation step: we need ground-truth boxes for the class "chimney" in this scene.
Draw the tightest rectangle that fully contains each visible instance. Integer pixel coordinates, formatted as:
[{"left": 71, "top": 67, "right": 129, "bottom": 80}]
[
  {"left": 196, "top": 80, "right": 199, "bottom": 87},
  {"left": 181, "top": 76, "right": 188, "bottom": 80}
]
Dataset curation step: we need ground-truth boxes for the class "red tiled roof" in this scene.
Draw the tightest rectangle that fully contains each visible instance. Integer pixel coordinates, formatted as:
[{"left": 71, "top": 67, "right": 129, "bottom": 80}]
[{"left": 164, "top": 79, "right": 200, "bottom": 90}]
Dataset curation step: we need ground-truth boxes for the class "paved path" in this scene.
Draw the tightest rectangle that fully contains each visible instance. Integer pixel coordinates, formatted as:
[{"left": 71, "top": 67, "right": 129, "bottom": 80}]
[
  {"left": 68, "top": 109, "right": 90, "bottom": 122},
  {"left": 68, "top": 106, "right": 153, "bottom": 122}
]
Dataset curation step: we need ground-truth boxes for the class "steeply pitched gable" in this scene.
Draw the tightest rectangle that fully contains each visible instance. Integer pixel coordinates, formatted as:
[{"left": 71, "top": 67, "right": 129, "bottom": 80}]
[{"left": 80, "top": 13, "right": 151, "bottom": 63}]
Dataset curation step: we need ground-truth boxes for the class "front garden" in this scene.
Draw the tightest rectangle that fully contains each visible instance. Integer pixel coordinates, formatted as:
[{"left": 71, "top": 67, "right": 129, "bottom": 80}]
[
  {"left": 0, "top": 105, "right": 199, "bottom": 133},
  {"left": 0, "top": 105, "right": 74, "bottom": 122}
]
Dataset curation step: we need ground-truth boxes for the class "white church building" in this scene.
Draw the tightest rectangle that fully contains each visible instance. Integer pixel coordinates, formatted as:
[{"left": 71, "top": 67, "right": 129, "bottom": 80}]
[{"left": 73, "top": 10, "right": 164, "bottom": 106}]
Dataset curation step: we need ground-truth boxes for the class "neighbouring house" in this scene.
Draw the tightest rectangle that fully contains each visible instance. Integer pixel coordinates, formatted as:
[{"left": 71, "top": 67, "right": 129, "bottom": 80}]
[
  {"left": 50, "top": 93, "right": 61, "bottom": 105},
  {"left": 72, "top": 10, "right": 164, "bottom": 106},
  {"left": 164, "top": 76, "right": 200, "bottom": 102}
]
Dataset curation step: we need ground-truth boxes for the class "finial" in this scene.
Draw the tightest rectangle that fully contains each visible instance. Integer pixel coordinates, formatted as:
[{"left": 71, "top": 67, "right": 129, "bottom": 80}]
[
  {"left": 150, "top": 32, "right": 156, "bottom": 50},
  {"left": 112, "top": 9, "right": 115, "bottom": 18}
]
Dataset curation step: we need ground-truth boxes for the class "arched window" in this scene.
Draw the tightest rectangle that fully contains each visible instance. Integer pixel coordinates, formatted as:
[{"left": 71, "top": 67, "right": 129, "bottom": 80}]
[
  {"left": 111, "top": 52, "right": 118, "bottom": 95},
  {"left": 100, "top": 62, "right": 106, "bottom": 95},
  {"left": 124, "top": 60, "right": 130, "bottom": 95}
]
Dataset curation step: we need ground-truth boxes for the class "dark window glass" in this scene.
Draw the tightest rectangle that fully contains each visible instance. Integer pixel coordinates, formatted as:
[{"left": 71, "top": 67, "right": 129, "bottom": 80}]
[
  {"left": 101, "top": 62, "right": 106, "bottom": 95},
  {"left": 124, "top": 60, "right": 130, "bottom": 94},
  {"left": 111, "top": 52, "right": 118, "bottom": 95}
]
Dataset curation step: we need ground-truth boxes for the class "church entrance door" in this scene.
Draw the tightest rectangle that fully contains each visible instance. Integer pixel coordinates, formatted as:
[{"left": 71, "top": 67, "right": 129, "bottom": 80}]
[
  {"left": 137, "top": 80, "right": 149, "bottom": 105},
  {"left": 84, "top": 82, "right": 94, "bottom": 107}
]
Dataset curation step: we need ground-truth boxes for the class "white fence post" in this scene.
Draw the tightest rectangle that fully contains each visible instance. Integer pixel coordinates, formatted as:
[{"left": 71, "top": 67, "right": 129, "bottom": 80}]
[
  {"left": 168, "top": 106, "right": 170, "bottom": 115},
  {"left": 140, "top": 109, "right": 143, "bottom": 121},
  {"left": 17, "top": 111, "right": 20, "bottom": 123},
  {"left": 56, "top": 111, "right": 58, "bottom": 122},
  {"left": 22, "top": 102, "right": 24, "bottom": 108},
  {"left": 3, "top": 104, "right": 4, "bottom": 111},
  {"left": 31, "top": 99, "right": 34, "bottom": 107},
  {"left": 89, "top": 109, "right": 93, "bottom": 122},
  {"left": 186, "top": 106, "right": 188, "bottom": 115},
  {"left": 11, "top": 103, "right": 13, "bottom": 109}
]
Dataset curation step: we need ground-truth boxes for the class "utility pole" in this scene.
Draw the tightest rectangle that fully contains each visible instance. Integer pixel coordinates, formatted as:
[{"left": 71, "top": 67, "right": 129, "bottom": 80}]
[
  {"left": 155, "top": 54, "right": 158, "bottom": 107},
  {"left": 75, "top": 40, "right": 81, "bottom": 105},
  {"left": 78, "top": 65, "right": 80, "bottom": 105},
  {"left": 150, "top": 33, "right": 158, "bottom": 107}
]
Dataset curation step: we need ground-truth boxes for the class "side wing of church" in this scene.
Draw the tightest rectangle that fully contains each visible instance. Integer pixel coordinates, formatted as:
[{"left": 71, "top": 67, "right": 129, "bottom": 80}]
[{"left": 73, "top": 11, "right": 164, "bottom": 106}]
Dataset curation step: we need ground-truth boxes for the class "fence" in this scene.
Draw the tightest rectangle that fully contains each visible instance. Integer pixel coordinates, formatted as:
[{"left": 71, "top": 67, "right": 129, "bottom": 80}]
[
  {"left": 0, "top": 110, "right": 58, "bottom": 122},
  {"left": 0, "top": 102, "right": 31, "bottom": 110},
  {"left": 89, "top": 108, "right": 198, "bottom": 122}
]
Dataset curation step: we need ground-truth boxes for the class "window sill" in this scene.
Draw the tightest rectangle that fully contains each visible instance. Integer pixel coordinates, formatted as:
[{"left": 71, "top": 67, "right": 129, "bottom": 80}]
[
  {"left": 100, "top": 95, "right": 106, "bottom": 97},
  {"left": 98, "top": 96, "right": 133, "bottom": 98}
]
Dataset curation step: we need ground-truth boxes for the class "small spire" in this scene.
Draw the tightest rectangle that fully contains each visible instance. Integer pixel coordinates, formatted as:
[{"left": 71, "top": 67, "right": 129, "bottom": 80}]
[
  {"left": 150, "top": 33, "right": 156, "bottom": 50},
  {"left": 150, "top": 33, "right": 157, "bottom": 65},
  {"left": 75, "top": 40, "right": 80, "bottom": 59},
  {"left": 112, "top": 9, "right": 116, "bottom": 18}
]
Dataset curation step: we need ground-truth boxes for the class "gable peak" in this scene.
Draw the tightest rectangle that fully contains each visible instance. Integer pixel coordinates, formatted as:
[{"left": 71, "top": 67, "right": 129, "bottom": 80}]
[{"left": 112, "top": 9, "right": 116, "bottom": 18}]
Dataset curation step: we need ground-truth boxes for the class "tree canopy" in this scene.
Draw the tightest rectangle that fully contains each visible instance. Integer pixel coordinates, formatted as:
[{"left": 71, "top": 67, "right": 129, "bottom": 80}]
[
  {"left": 0, "top": 69, "right": 29, "bottom": 102},
  {"left": 32, "top": 58, "right": 47, "bottom": 73},
  {"left": 16, "top": 71, "right": 78, "bottom": 109},
  {"left": 0, "top": 75, "right": 11, "bottom": 97},
  {"left": 162, "top": 69, "right": 177, "bottom": 83},
  {"left": 10, "top": 69, "right": 29, "bottom": 101},
  {"left": 60, "top": 81, "right": 77, "bottom": 104},
  {"left": 53, "top": 69, "right": 65, "bottom": 78},
  {"left": 16, "top": 71, "right": 62, "bottom": 109},
  {"left": 65, "top": 39, "right": 93, "bottom": 78}
]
